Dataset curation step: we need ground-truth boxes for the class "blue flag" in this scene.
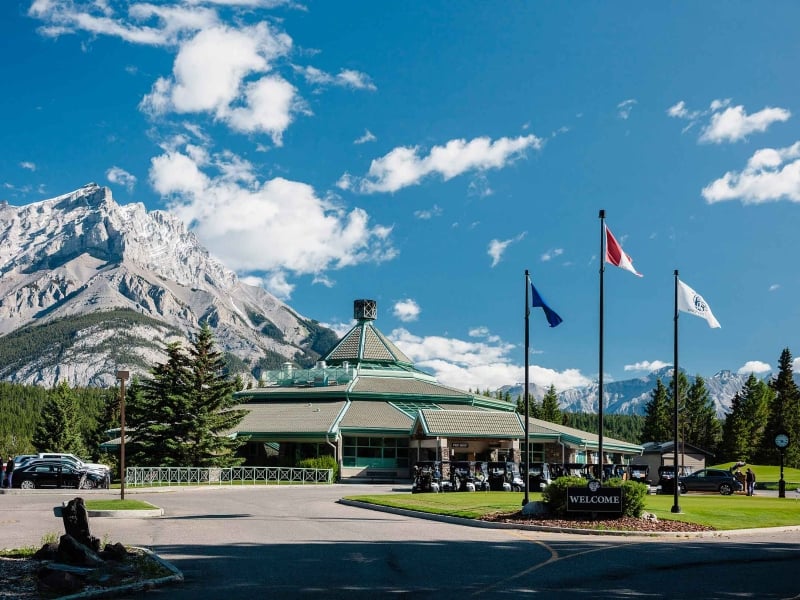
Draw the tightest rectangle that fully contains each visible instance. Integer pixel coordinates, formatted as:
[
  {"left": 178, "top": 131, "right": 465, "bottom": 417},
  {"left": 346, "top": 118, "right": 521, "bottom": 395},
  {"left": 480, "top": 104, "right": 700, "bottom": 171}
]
[{"left": 531, "top": 281, "right": 563, "bottom": 328}]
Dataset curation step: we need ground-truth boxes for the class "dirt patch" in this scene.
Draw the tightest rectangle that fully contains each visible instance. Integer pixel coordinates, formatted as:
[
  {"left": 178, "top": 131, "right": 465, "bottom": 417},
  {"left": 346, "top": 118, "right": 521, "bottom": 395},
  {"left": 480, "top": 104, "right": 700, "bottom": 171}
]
[{"left": 482, "top": 511, "right": 715, "bottom": 533}]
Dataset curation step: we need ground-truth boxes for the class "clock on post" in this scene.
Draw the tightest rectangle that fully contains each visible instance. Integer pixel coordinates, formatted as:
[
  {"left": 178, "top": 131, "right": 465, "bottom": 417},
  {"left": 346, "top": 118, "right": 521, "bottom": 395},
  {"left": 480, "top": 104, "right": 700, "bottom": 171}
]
[
  {"left": 775, "top": 430, "right": 789, "bottom": 498},
  {"left": 775, "top": 432, "right": 789, "bottom": 450}
]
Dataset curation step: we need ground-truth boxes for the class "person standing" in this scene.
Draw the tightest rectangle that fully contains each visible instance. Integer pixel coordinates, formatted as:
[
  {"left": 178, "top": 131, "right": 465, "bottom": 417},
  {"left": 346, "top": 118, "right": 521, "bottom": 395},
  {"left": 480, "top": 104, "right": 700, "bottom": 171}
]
[
  {"left": 4, "top": 456, "right": 14, "bottom": 489},
  {"left": 745, "top": 468, "right": 756, "bottom": 496}
]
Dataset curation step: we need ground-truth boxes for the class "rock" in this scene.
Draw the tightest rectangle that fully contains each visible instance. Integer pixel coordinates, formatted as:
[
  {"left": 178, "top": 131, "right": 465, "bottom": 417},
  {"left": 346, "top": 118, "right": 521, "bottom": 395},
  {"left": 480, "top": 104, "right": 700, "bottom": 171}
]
[
  {"left": 58, "top": 534, "right": 105, "bottom": 568},
  {"left": 521, "top": 501, "right": 550, "bottom": 516},
  {"left": 100, "top": 542, "right": 129, "bottom": 561},
  {"left": 37, "top": 565, "right": 85, "bottom": 596},
  {"left": 32, "top": 541, "right": 59, "bottom": 560},
  {"left": 62, "top": 497, "right": 100, "bottom": 552}
]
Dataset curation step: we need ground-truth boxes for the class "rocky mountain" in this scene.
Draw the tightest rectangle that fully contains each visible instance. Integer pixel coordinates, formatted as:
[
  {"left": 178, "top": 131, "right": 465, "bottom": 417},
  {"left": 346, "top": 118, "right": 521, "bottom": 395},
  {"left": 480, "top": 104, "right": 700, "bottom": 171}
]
[
  {"left": 0, "top": 183, "right": 335, "bottom": 387},
  {"left": 502, "top": 367, "right": 765, "bottom": 419}
]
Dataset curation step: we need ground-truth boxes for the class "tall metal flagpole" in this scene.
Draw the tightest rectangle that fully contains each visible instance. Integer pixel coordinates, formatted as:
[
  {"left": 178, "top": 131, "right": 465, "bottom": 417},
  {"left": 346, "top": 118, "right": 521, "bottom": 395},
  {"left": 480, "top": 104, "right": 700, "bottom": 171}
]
[
  {"left": 598, "top": 210, "right": 605, "bottom": 476},
  {"left": 672, "top": 270, "right": 682, "bottom": 513},
  {"left": 523, "top": 269, "right": 531, "bottom": 506}
]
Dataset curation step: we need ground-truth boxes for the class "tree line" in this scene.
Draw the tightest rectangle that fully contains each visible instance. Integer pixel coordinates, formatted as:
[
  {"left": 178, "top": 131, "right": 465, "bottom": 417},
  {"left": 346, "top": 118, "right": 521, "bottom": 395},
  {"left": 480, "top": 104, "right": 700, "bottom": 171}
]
[
  {"left": 640, "top": 347, "right": 800, "bottom": 468},
  {"left": 0, "top": 324, "right": 247, "bottom": 472}
]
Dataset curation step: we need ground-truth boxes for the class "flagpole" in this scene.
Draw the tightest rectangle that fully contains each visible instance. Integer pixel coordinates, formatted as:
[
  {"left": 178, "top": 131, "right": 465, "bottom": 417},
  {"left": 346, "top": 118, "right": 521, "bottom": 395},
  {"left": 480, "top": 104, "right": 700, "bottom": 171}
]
[
  {"left": 523, "top": 269, "right": 530, "bottom": 506},
  {"left": 672, "top": 270, "right": 681, "bottom": 513},
  {"left": 598, "top": 209, "right": 605, "bottom": 477}
]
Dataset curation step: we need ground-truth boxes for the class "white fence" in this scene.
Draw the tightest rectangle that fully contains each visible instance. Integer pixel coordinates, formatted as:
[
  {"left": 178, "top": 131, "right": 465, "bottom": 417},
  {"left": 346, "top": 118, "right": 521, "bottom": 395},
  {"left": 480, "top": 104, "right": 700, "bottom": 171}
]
[{"left": 126, "top": 466, "right": 334, "bottom": 486}]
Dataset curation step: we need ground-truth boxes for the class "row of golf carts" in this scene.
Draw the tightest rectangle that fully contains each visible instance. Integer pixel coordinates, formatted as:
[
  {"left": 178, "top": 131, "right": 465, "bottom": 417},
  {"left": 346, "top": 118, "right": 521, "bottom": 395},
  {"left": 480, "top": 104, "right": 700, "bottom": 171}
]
[{"left": 411, "top": 460, "right": 644, "bottom": 494}]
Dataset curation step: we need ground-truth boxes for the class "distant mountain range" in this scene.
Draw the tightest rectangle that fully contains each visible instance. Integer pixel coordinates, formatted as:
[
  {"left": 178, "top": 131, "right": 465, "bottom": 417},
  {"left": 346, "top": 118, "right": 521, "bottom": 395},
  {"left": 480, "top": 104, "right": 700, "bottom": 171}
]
[
  {"left": 500, "top": 367, "right": 774, "bottom": 419},
  {"left": 0, "top": 183, "right": 336, "bottom": 388}
]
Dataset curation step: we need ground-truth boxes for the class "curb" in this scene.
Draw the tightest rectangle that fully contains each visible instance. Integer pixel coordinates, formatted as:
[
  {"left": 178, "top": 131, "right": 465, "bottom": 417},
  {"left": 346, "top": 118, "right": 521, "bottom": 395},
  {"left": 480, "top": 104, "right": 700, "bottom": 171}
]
[
  {"left": 53, "top": 505, "right": 164, "bottom": 518},
  {"left": 338, "top": 499, "right": 800, "bottom": 538}
]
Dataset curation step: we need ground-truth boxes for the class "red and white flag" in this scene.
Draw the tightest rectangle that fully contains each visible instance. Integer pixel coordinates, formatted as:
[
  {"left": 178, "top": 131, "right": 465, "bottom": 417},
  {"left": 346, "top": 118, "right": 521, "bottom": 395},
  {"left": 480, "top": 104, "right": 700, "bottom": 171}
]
[{"left": 605, "top": 224, "right": 642, "bottom": 277}]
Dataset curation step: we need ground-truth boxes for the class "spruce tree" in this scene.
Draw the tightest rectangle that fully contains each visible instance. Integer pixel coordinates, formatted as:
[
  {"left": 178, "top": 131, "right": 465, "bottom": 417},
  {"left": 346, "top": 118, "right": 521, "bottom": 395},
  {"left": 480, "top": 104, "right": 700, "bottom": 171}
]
[
  {"left": 182, "top": 324, "right": 247, "bottom": 467},
  {"left": 723, "top": 374, "right": 772, "bottom": 463},
  {"left": 642, "top": 378, "right": 671, "bottom": 442},
  {"left": 32, "top": 381, "right": 86, "bottom": 456},
  {"left": 683, "top": 375, "right": 722, "bottom": 453},
  {"left": 540, "top": 384, "right": 562, "bottom": 424},
  {"left": 764, "top": 348, "right": 800, "bottom": 467}
]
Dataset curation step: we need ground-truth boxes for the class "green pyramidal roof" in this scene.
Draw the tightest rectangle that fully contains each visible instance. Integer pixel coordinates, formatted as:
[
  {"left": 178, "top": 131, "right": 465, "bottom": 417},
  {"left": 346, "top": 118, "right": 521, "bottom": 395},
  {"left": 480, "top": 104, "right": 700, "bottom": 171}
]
[{"left": 323, "top": 299, "right": 413, "bottom": 366}]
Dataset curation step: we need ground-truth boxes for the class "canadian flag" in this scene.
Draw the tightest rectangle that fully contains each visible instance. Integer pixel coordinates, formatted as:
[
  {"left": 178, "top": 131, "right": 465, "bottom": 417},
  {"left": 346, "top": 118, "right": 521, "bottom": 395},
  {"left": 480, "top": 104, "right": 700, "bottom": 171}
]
[{"left": 605, "top": 224, "right": 642, "bottom": 277}]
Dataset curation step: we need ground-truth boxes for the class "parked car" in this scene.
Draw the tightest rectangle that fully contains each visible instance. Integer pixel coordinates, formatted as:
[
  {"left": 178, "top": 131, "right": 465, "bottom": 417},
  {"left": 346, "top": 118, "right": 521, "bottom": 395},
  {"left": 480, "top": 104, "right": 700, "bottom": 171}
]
[
  {"left": 12, "top": 461, "right": 107, "bottom": 490},
  {"left": 36, "top": 453, "right": 111, "bottom": 476},
  {"left": 679, "top": 468, "right": 743, "bottom": 496}
]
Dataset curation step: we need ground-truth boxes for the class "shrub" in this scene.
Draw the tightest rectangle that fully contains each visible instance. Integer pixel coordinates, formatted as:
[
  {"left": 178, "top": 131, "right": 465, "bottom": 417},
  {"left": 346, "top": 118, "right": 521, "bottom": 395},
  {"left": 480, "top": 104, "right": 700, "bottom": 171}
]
[
  {"left": 298, "top": 455, "right": 339, "bottom": 482},
  {"left": 542, "top": 476, "right": 649, "bottom": 518}
]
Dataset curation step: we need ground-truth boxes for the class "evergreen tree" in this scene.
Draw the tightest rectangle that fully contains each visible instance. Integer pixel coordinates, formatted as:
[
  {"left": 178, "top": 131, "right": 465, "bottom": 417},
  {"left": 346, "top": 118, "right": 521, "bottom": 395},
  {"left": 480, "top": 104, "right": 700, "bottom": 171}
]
[
  {"left": 182, "top": 324, "right": 247, "bottom": 467},
  {"left": 540, "top": 384, "right": 562, "bottom": 424},
  {"left": 126, "top": 326, "right": 247, "bottom": 467},
  {"left": 642, "top": 378, "right": 671, "bottom": 442},
  {"left": 32, "top": 381, "right": 86, "bottom": 455},
  {"left": 127, "top": 342, "right": 192, "bottom": 467},
  {"left": 722, "top": 374, "right": 772, "bottom": 463},
  {"left": 515, "top": 392, "right": 541, "bottom": 419},
  {"left": 683, "top": 375, "right": 722, "bottom": 452},
  {"left": 764, "top": 348, "right": 800, "bottom": 467}
]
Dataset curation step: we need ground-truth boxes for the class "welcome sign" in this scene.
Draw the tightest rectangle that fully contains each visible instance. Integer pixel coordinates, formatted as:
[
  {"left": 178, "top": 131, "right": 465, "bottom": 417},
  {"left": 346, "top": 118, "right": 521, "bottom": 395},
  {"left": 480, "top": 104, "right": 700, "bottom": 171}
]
[{"left": 567, "top": 480, "right": 623, "bottom": 513}]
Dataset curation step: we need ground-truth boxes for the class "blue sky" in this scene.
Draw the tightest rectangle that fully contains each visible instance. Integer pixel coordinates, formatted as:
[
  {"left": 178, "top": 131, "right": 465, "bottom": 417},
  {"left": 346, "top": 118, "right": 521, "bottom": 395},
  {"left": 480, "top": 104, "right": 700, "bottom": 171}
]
[{"left": 3, "top": 1, "right": 800, "bottom": 394}]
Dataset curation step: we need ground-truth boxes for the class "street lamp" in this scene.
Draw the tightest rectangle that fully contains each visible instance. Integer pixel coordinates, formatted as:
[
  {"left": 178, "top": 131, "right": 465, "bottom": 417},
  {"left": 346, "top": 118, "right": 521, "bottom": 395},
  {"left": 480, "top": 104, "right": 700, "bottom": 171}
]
[{"left": 116, "top": 370, "right": 129, "bottom": 501}]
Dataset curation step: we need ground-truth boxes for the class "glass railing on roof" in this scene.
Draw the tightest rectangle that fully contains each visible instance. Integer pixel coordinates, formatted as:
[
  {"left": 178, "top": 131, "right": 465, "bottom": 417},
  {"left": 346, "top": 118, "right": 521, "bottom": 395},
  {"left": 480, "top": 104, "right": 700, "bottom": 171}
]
[{"left": 257, "top": 362, "right": 354, "bottom": 388}]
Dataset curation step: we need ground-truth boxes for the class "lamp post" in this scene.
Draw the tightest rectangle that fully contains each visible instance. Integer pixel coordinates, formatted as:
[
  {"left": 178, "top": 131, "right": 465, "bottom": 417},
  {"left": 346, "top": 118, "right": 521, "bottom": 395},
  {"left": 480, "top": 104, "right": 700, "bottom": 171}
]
[{"left": 116, "top": 370, "right": 129, "bottom": 501}]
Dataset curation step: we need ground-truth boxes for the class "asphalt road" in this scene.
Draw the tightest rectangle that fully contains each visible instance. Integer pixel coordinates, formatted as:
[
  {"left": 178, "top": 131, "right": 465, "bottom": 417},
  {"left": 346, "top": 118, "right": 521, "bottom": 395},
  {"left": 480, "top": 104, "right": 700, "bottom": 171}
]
[{"left": 2, "top": 485, "right": 799, "bottom": 599}]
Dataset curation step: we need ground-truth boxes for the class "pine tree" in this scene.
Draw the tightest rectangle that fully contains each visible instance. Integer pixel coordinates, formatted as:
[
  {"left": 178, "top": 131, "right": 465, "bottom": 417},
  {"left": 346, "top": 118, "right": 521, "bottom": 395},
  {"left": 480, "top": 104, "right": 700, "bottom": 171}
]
[
  {"left": 683, "top": 375, "right": 722, "bottom": 453},
  {"left": 127, "top": 342, "right": 192, "bottom": 467},
  {"left": 182, "top": 324, "right": 247, "bottom": 467},
  {"left": 764, "top": 348, "right": 800, "bottom": 467},
  {"left": 723, "top": 374, "right": 772, "bottom": 463},
  {"left": 642, "top": 378, "right": 671, "bottom": 442},
  {"left": 126, "top": 326, "right": 247, "bottom": 468},
  {"left": 540, "top": 384, "right": 561, "bottom": 424},
  {"left": 31, "top": 381, "right": 86, "bottom": 455}
]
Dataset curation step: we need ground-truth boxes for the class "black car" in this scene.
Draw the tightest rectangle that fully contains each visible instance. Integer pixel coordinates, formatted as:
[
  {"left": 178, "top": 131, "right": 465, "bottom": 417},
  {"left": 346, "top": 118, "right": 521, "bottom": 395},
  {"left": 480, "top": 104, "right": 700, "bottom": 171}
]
[
  {"left": 12, "top": 461, "right": 105, "bottom": 490},
  {"left": 678, "top": 468, "right": 743, "bottom": 496}
]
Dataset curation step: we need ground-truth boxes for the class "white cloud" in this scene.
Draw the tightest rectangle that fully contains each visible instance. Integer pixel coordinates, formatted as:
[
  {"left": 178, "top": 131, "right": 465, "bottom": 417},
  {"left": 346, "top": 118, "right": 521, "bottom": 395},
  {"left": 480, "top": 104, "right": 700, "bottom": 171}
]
[
  {"left": 139, "top": 23, "right": 298, "bottom": 146},
  {"left": 149, "top": 143, "right": 396, "bottom": 292},
  {"left": 393, "top": 299, "right": 421, "bottom": 322},
  {"left": 700, "top": 104, "right": 791, "bottom": 144},
  {"left": 19, "top": 161, "right": 36, "bottom": 171},
  {"left": 769, "top": 284, "right": 780, "bottom": 292},
  {"left": 702, "top": 142, "right": 800, "bottom": 204},
  {"left": 624, "top": 360, "right": 671, "bottom": 373},
  {"left": 355, "top": 130, "right": 376, "bottom": 144},
  {"left": 488, "top": 232, "right": 526, "bottom": 267},
  {"left": 737, "top": 361, "right": 772, "bottom": 375},
  {"left": 299, "top": 66, "right": 376, "bottom": 91},
  {"left": 350, "top": 134, "right": 543, "bottom": 194},
  {"left": 413, "top": 204, "right": 442, "bottom": 220},
  {"left": 540, "top": 248, "right": 563, "bottom": 262},
  {"left": 467, "top": 174, "right": 493, "bottom": 198},
  {"left": 29, "top": 1, "right": 219, "bottom": 46},
  {"left": 617, "top": 99, "right": 637, "bottom": 120},
  {"left": 668, "top": 99, "right": 790, "bottom": 144},
  {"left": 106, "top": 166, "right": 137, "bottom": 191},
  {"left": 389, "top": 328, "right": 591, "bottom": 392}
]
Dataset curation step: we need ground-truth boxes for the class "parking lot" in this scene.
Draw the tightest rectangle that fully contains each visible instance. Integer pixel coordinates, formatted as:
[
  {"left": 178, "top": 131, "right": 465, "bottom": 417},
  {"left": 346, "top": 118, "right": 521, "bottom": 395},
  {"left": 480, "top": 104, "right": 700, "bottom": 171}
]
[{"left": 2, "top": 484, "right": 799, "bottom": 599}]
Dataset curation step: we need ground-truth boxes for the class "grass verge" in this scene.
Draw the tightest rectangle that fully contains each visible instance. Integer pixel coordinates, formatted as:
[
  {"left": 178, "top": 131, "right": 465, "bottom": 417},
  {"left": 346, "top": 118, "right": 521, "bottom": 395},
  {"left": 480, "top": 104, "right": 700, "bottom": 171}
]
[{"left": 344, "top": 490, "right": 800, "bottom": 530}]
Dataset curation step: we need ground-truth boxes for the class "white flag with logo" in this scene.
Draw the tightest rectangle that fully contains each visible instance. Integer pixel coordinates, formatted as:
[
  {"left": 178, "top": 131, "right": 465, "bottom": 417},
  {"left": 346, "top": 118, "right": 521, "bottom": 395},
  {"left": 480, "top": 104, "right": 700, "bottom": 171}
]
[{"left": 677, "top": 280, "right": 721, "bottom": 328}]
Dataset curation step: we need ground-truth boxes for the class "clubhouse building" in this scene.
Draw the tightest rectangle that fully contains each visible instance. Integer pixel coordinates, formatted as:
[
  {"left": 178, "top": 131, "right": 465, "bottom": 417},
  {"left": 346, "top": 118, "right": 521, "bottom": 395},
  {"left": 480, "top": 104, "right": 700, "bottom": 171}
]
[{"left": 232, "top": 300, "right": 643, "bottom": 480}]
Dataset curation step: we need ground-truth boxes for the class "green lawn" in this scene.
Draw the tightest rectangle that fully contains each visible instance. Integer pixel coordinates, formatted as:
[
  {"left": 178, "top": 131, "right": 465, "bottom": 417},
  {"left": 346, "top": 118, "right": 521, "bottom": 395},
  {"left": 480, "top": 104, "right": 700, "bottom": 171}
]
[{"left": 344, "top": 490, "right": 800, "bottom": 530}]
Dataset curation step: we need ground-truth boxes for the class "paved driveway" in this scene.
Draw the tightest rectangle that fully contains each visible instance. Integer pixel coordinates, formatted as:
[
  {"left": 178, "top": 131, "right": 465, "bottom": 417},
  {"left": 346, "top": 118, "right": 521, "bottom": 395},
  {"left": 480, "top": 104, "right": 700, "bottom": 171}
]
[{"left": 2, "top": 485, "right": 799, "bottom": 599}]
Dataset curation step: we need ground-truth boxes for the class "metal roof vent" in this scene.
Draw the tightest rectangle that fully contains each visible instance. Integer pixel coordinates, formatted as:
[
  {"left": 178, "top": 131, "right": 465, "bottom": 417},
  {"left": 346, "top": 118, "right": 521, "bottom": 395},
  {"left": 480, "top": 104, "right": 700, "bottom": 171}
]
[{"left": 354, "top": 299, "right": 377, "bottom": 322}]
